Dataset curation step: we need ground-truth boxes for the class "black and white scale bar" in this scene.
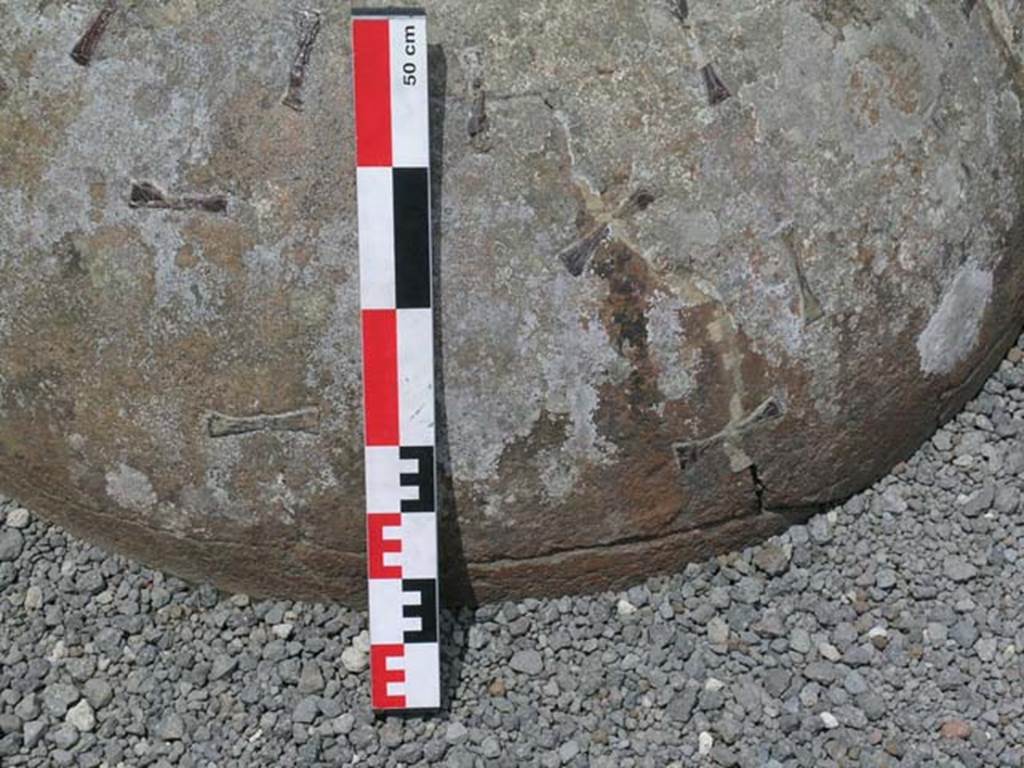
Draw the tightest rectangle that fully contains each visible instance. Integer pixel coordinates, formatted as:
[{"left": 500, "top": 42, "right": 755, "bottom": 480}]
[{"left": 351, "top": 8, "right": 440, "bottom": 711}]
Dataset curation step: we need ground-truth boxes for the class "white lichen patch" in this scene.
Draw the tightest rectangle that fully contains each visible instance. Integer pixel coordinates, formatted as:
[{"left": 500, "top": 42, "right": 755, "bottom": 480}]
[
  {"left": 105, "top": 464, "right": 158, "bottom": 512},
  {"left": 917, "top": 265, "right": 993, "bottom": 376},
  {"left": 647, "top": 295, "right": 696, "bottom": 402}
]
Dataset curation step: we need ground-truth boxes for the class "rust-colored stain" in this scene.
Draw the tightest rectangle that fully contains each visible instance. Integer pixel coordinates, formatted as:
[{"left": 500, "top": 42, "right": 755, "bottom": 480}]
[
  {"left": 592, "top": 241, "right": 662, "bottom": 412},
  {"left": 0, "top": 90, "right": 85, "bottom": 189},
  {"left": 181, "top": 217, "right": 253, "bottom": 272}
]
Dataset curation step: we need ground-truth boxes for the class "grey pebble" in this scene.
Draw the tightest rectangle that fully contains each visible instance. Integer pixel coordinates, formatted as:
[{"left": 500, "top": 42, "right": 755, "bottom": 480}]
[
  {"left": 0, "top": 715, "right": 19, "bottom": 736},
  {"left": 844, "top": 671, "right": 868, "bottom": 696},
  {"left": 292, "top": 697, "right": 319, "bottom": 725},
  {"left": 559, "top": 739, "right": 581, "bottom": 763},
  {"left": 481, "top": 735, "right": 502, "bottom": 758},
  {"left": 789, "top": 628, "right": 812, "bottom": 654},
  {"left": 994, "top": 485, "right": 1019, "bottom": 513},
  {"left": 22, "top": 719, "right": 46, "bottom": 749},
  {"left": 961, "top": 482, "right": 995, "bottom": 516},
  {"left": 510, "top": 649, "right": 544, "bottom": 675},
  {"left": 153, "top": 712, "right": 185, "bottom": 741},
  {"left": 976, "top": 637, "right": 998, "bottom": 662},
  {"left": 809, "top": 517, "right": 832, "bottom": 544},
  {"left": 0, "top": 529, "right": 24, "bottom": 561},
  {"left": 333, "top": 712, "right": 355, "bottom": 735},
  {"left": 348, "top": 724, "right": 377, "bottom": 749},
  {"left": 42, "top": 684, "right": 79, "bottom": 717},
  {"left": 0, "top": 734, "right": 21, "bottom": 758},
  {"left": 446, "top": 721, "right": 469, "bottom": 745},
  {"left": 210, "top": 654, "right": 238, "bottom": 680},
  {"left": 446, "top": 746, "right": 475, "bottom": 768},
  {"left": 764, "top": 669, "right": 792, "bottom": 699},
  {"left": 945, "top": 557, "right": 978, "bottom": 583},
  {"left": 423, "top": 738, "right": 448, "bottom": 762},
  {"left": 50, "top": 723, "right": 79, "bottom": 750},
  {"left": 804, "top": 662, "right": 836, "bottom": 684},
  {"left": 753, "top": 543, "right": 791, "bottom": 576},
  {"left": 394, "top": 743, "right": 423, "bottom": 763},
  {"left": 83, "top": 679, "right": 113, "bottom": 710},
  {"left": 875, "top": 568, "right": 898, "bottom": 590},
  {"left": 951, "top": 619, "right": 980, "bottom": 648},
  {"left": 297, "top": 662, "right": 325, "bottom": 694},
  {"left": 667, "top": 688, "right": 698, "bottom": 721},
  {"left": 858, "top": 693, "right": 887, "bottom": 721}
]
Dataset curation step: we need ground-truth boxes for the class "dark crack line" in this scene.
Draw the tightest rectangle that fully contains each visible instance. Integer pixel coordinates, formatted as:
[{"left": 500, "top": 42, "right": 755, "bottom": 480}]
[{"left": 750, "top": 463, "right": 766, "bottom": 514}]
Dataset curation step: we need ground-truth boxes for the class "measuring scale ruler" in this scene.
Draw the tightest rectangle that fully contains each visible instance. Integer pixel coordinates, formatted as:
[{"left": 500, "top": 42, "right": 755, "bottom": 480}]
[{"left": 351, "top": 9, "right": 441, "bottom": 711}]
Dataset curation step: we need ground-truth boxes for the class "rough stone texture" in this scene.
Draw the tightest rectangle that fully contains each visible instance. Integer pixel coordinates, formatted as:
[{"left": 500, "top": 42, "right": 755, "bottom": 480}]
[{"left": 1, "top": 1, "right": 1024, "bottom": 603}]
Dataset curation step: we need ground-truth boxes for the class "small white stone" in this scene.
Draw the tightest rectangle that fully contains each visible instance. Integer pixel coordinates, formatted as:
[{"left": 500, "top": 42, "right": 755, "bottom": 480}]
[
  {"left": 341, "top": 646, "right": 368, "bottom": 673},
  {"left": 617, "top": 599, "right": 637, "bottom": 616},
  {"left": 818, "top": 642, "right": 841, "bottom": 662},
  {"left": 24, "top": 586, "right": 43, "bottom": 611},
  {"left": 698, "top": 731, "right": 714, "bottom": 755},
  {"left": 932, "top": 431, "right": 953, "bottom": 451},
  {"left": 867, "top": 626, "right": 888, "bottom": 639},
  {"left": 976, "top": 637, "right": 998, "bottom": 662},
  {"left": 820, "top": 712, "right": 840, "bottom": 730},
  {"left": 47, "top": 641, "right": 67, "bottom": 664},
  {"left": 5, "top": 507, "right": 30, "bottom": 529},
  {"left": 66, "top": 700, "right": 95, "bottom": 732},
  {"left": 704, "top": 677, "right": 725, "bottom": 692},
  {"left": 353, "top": 629, "right": 371, "bottom": 654},
  {"left": 799, "top": 684, "right": 819, "bottom": 708},
  {"left": 271, "top": 623, "right": 293, "bottom": 640},
  {"left": 925, "top": 622, "right": 948, "bottom": 645},
  {"left": 707, "top": 618, "right": 729, "bottom": 645}
]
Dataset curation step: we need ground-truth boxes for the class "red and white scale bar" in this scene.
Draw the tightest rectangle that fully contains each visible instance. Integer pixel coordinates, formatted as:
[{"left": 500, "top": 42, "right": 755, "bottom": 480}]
[{"left": 352, "top": 8, "right": 440, "bottom": 711}]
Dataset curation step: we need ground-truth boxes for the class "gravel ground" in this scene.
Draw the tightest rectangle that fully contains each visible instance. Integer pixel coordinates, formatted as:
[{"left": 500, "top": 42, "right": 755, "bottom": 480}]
[{"left": 4, "top": 338, "right": 1024, "bottom": 768}]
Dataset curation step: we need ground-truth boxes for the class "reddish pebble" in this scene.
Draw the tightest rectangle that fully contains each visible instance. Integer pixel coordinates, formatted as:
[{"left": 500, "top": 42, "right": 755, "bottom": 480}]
[{"left": 941, "top": 720, "right": 972, "bottom": 740}]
